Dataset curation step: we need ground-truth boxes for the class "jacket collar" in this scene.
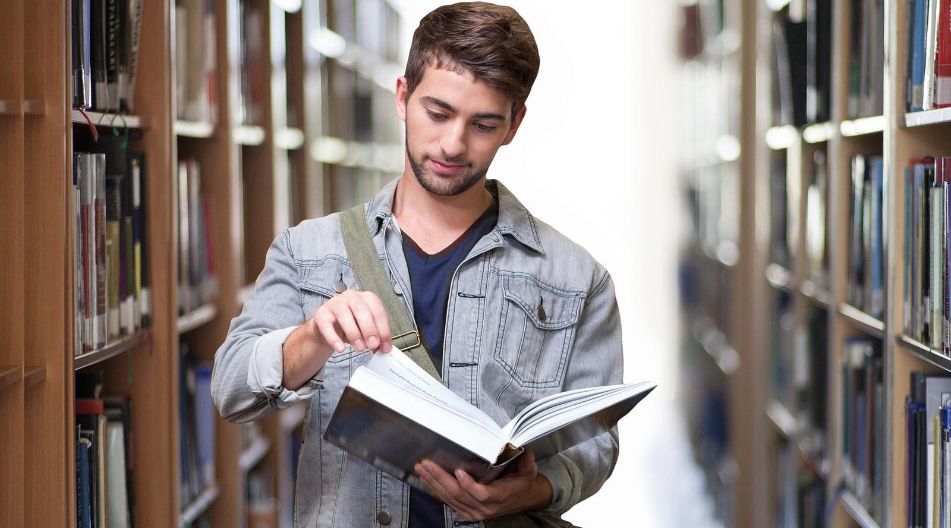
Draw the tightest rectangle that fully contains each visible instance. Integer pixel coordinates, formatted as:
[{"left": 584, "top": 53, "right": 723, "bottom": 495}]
[{"left": 365, "top": 177, "right": 545, "bottom": 255}]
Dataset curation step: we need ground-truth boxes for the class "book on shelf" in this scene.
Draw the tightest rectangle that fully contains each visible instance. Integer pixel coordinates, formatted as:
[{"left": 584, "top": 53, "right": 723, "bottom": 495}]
[
  {"left": 174, "top": 0, "right": 217, "bottom": 123},
  {"left": 847, "top": 0, "right": 885, "bottom": 118},
  {"left": 776, "top": 442, "right": 826, "bottom": 528},
  {"left": 841, "top": 337, "right": 885, "bottom": 523},
  {"left": 70, "top": 0, "right": 144, "bottom": 112},
  {"left": 848, "top": 154, "right": 885, "bottom": 320},
  {"left": 904, "top": 157, "right": 951, "bottom": 351},
  {"left": 796, "top": 307, "right": 829, "bottom": 454},
  {"left": 907, "top": 373, "right": 951, "bottom": 528},
  {"left": 770, "top": 151, "right": 792, "bottom": 269},
  {"left": 176, "top": 159, "right": 219, "bottom": 315},
  {"left": 238, "top": 0, "right": 265, "bottom": 126},
  {"left": 324, "top": 347, "right": 655, "bottom": 488},
  {"left": 179, "top": 343, "right": 216, "bottom": 506},
  {"left": 75, "top": 372, "right": 136, "bottom": 528},
  {"left": 805, "top": 149, "right": 830, "bottom": 286},
  {"left": 73, "top": 136, "right": 150, "bottom": 355},
  {"left": 770, "top": 1, "right": 832, "bottom": 127}
]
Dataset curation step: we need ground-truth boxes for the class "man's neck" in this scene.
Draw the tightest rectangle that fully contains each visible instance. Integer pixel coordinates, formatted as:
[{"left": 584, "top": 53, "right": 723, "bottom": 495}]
[{"left": 392, "top": 172, "right": 494, "bottom": 254}]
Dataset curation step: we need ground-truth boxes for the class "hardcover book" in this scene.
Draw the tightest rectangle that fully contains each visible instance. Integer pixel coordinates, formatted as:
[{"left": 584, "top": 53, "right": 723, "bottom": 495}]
[{"left": 324, "top": 347, "right": 655, "bottom": 490}]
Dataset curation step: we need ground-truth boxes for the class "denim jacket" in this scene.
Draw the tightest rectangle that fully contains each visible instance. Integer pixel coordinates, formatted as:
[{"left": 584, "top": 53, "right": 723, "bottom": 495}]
[{"left": 212, "top": 178, "right": 623, "bottom": 528}]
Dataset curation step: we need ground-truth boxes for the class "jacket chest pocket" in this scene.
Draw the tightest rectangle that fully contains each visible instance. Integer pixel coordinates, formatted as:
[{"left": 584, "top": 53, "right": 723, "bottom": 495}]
[
  {"left": 298, "top": 257, "right": 368, "bottom": 365},
  {"left": 492, "top": 273, "right": 584, "bottom": 388}
]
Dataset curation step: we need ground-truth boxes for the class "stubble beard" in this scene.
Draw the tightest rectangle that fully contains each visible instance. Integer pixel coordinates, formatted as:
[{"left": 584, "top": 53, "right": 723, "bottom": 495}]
[{"left": 406, "top": 138, "right": 487, "bottom": 197}]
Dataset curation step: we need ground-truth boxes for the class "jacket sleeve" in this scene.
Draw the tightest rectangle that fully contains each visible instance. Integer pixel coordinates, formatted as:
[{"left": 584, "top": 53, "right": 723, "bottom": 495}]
[
  {"left": 536, "top": 269, "right": 623, "bottom": 516},
  {"left": 211, "top": 229, "right": 322, "bottom": 424}
]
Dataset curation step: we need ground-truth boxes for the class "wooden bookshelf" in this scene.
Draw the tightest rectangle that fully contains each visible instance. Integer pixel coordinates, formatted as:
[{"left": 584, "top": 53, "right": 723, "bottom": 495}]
[
  {"left": 1, "top": 0, "right": 402, "bottom": 525},
  {"left": 681, "top": 0, "right": 951, "bottom": 525}
]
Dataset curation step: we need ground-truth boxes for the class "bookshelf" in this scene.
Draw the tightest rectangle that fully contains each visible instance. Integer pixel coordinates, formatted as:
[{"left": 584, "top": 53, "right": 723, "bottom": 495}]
[
  {"left": 1, "top": 0, "right": 402, "bottom": 526},
  {"left": 683, "top": 0, "right": 951, "bottom": 526}
]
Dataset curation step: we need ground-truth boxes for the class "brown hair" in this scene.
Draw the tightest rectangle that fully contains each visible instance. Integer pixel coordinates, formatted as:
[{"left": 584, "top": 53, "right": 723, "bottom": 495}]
[{"left": 404, "top": 2, "right": 540, "bottom": 115}]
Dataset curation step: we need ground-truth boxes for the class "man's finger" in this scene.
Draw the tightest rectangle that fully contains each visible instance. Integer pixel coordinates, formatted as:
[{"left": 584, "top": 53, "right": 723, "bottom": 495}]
[
  {"left": 361, "top": 292, "right": 392, "bottom": 351},
  {"left": 344, "top": 294, "right": 383, "bottom": 350},
  {"left": 328, "top": 302, "right": 367, "bottom": 351},
  {"left": 454, "top": 469, "right": 493, "bottom": 503},
  {"left": 419, "top": 461, "right": 483, "bottom": 512},
  {"left": 313, "top": 311, "right": 345, "bottom": 353}
]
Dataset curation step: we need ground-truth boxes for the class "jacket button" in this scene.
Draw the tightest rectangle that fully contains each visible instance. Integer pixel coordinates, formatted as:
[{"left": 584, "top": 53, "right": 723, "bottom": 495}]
[
  {"left": 376, "top": 511, "right": 392, "bottom": 525},
  {"left": 393, "top": 283, "right": 402, "bottom": 295}
]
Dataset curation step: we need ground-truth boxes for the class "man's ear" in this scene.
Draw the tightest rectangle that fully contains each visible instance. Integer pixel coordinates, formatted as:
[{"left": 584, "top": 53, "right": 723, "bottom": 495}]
[
  {"left": 502, "top": 105, "right": 527, "bottom": 146},
  {"left": 396, "top": 76, "right": 409, "bottom": 122}
]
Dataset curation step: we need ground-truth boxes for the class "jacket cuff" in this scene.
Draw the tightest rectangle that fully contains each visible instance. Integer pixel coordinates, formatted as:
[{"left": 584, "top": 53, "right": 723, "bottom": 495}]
[
  {"left": 248, "top": 326, "right": 321, "bottom": 407},
  {"left": 536, "top": 454, "right": 578, "bottom": 516}
]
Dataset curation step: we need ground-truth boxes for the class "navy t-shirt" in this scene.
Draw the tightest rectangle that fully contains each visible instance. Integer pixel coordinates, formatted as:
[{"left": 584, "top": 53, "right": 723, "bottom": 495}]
[{"left": 403, "top": 201, "right": 498, "bottom": 527}]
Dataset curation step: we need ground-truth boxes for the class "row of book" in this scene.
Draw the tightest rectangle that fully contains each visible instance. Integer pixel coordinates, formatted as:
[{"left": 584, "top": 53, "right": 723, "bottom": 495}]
[
  {"left": 770, "top": 0, "right": 833, "bottom": 127},
  {"left": 176, "top": 159, "right": 219, "bottom": 315},
  {"left": 72, "top": 137, "right": 150, "bottom": 356},
  {"left": 247, "top": 466, "right": 278, "bottom": 528},
  {"left": 848, "top": 154, "right": 885, "bottom": 320},
  {"left": 904, "top": 157, "right": 951, "bottom": 351},
  {"left": 75, "top": 373, "right": 136, "bottom": 528},
  {"left": 907, "top": 372, "right": 951, "bottom": 528},
  {"left": 848, "top": 0, "right": 886, "bottom": 119},
  {"left": 806, "top": 150, "right": 830, "bottom": 285},
  {"left": 237, "top": 0, "right": 265, "bottom": 127},
  {"left": 840, "top": 337, "right": 885, "bottom": 523},
  {"left": 775, "top": 444, "right": 826, "bottom": 528},
  {"left": 905, "top": 0, "right": 951, "bottom": 112},
  {"left": 71, "top": 0, "right": 144, "bottom": 112},
  {"left": 179, "top": 342, "right": 215, "bottom": 509},
  {"left": 770, "top": 294, "right": 829, "bottom": 460},
  {"left": 174, "top": 0, "right": 218, "bottom": 124}
]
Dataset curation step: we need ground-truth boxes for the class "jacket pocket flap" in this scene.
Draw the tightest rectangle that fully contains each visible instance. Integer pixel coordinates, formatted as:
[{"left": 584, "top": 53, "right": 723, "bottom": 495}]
[
  {"left": 501, "top": 274, "right": 583, "bottom": 330},
  {"left": 298, "top": 257, "right": 354, "bottom": 298}
]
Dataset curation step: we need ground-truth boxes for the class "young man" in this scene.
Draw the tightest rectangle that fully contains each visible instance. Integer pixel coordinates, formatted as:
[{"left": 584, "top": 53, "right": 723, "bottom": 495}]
[{"left": 212, "top": 3, "right": 623, "bottom": 526}]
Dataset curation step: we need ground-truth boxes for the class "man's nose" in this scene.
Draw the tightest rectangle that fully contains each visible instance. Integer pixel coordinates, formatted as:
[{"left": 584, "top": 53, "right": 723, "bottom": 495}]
[{"left": 439, "top": 121, "right": 467, "bottom": 160}]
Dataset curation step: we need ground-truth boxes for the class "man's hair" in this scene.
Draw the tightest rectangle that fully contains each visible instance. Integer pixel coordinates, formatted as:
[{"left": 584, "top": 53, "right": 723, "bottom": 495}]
[{"left": 404, "top": 2, "right": 540, "bottom": 115}]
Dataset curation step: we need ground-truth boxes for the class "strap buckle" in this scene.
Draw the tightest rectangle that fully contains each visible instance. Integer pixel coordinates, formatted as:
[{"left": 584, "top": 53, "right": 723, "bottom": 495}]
[{"left": 392, "top": 330, "right": 421, "bottom": 351}]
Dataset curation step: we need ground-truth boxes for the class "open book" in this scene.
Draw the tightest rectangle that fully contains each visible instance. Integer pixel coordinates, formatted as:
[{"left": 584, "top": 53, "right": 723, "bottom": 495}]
[{"left": 324, "top": 347, "right": 655, "bottom": 488}]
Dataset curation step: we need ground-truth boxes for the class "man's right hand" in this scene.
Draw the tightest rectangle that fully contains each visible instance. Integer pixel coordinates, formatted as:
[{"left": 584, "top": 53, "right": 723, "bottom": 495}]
[{"left": 282, "top": 289, "right": 393, "bottom": 390}]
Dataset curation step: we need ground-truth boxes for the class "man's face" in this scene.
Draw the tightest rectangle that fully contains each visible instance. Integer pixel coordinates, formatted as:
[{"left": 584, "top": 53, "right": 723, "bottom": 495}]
[{"left": 396, "top": 65, "right": 526, "bottom": 197}]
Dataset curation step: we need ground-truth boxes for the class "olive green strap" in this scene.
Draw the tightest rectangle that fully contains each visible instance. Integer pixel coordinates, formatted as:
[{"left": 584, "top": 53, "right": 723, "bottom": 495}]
[{"left": 339, "top": 205, "right": 442, "bottom": 381}]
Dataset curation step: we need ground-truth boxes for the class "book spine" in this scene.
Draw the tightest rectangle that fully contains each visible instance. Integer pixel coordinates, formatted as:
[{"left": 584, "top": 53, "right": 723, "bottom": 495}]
[
  {"left": 94, "top": 154, "right": 107, "bottom": 348},
  {"left": 92, "top": 0, "right": 108, "bottom": 110},
  {"left": 120, "top": 0, "right": 142, "bottom": 112},
  {"left": 203, "top": 0, "right": 217, "bottom": 123},
  {"left": 105, "top": 0, "right": 122, "bottom": 111},
  {"left": 935, "top": 0, "right": 951, "bottom": 107},
  {"left": 106, "top": 174, "right": 121, "bottom": 340},
  {"left": 913, "top": 0, "right": 929, "bottom": 111},
  {"left": 871, "top": 157, "right": 884, "bottom": 319},
  {"left": 926, "top": 0, "right": 941, "bottom": 109}
]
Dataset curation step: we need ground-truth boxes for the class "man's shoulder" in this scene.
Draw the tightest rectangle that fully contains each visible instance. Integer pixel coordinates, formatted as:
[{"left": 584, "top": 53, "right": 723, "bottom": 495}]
[
  {"left": 507, "top": 215, "right": 611, "bottom": 293},
  {"left": 284, "top": 211, "right": 347, "bottom": 261}
]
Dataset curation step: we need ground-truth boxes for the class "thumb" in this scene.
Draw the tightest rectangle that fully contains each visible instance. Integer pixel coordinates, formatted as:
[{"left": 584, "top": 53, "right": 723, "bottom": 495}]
[{"left": 516, "top": 450, "right": 538, "bottom": 476}]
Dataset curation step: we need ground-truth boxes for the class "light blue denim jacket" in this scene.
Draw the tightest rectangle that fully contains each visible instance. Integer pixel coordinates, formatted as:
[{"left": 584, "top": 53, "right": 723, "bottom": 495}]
[{"left": 212, "top": 178, "right": 623, "bottom": 528}]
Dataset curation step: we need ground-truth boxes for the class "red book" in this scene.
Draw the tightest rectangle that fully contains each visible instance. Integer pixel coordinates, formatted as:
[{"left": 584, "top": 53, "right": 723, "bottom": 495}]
[{"left": 935, "top": 0, "right": 951, "bottom": 107}]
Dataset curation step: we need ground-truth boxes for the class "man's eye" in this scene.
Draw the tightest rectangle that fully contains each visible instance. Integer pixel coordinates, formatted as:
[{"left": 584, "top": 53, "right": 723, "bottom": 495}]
[
  {"left": 475, "top": 123, "right": 496, "bottom": 133},
  {"left": 427, "top": 111, "right": 447, "bottom": 121}
]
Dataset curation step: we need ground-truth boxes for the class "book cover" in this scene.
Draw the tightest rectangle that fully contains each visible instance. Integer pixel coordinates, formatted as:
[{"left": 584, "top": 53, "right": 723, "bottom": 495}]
[{"left": 324, "top": 348, "right": 654, "bottom": 490}]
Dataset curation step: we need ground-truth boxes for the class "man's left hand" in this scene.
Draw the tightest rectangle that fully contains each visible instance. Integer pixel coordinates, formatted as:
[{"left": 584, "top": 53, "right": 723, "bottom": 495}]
[{"left": 414, "top": 450, "right": 553, "bottom": 521}]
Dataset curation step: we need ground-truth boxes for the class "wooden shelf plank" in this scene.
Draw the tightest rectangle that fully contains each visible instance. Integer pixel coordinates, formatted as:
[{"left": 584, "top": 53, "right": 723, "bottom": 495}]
[
  {"left": 233, "top": 125, "right": 266, "bottom": 146},
  {"left": 840, "top": 115, "right": 885, "bottom": 137},
  {"left": 838, "top": 303, "right": 885, "bottom": 338},
  {"left": 839, "top": 489, "right": 881, "bottom": 528},
  {"left": 765, "top": 125, "right": 798, "bottom": 150},
  {"left": 274, "top": 127, "right": 305, "bottom": 150},
  {"left": 765, "top": 399, "right": 799, "bottom": 438},
  {"left": 281, "top": 403, "right": 306, "bottom": 432},
  {"left": 799, "top": 279, "right": 831, "bottom": 307},
  {"left": 179, "top": 484, "right": 220, "bottom": 527},
  {"left": 239, "top": 436, "right": 271, "bottom": 472},
  {"left": 690, "top": 318, "right": 740, "bottom": 376},
  {"left": 905, "top": 107, "right": 951, "bottom": 128},
  {"left": 176, "top": 304, "right": 217, "bottom": 334},
  {"left": 23, "top": 366, "right": 46, "bottom": 388},
  {"left": 0, "top": 366, "right": 20, "bottom": 389},
  {"left": 765, "top": 263, "right": 795, "bottom": 292},
  {"left": 897, "top": 334, "right": 951, "bottom": 372},
  {"left": 71, "top": 110, "right": 146, "bottom": 129},
  {"left": 74, "top": 330, "right": 148, "bottom": 371},
  {"left": 765, "top": 400, "right": 828, "bottom": 479},
  {"left": 174, "top": 120, "right": 215, "bottom": 138},
  {"left": 802, "top": 122, "right": 836, "bottom": 143},
  {"left": 0, "top": 100, "right": 21, "bottom": 115}
]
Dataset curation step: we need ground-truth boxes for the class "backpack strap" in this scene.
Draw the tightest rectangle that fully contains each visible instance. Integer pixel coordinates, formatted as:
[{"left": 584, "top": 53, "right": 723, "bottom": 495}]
[{"left": 339, "top": 205, "right": 442, "bottom": 381}]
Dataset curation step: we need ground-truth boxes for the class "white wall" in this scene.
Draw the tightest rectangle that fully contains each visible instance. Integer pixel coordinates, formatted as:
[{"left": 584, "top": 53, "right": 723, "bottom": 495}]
[{"left": 391, "top": 2, "right": 682, "bottom": 525}]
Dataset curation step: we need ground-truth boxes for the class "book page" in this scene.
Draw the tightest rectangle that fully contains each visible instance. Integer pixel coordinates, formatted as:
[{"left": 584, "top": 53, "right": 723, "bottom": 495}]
[
  {"left": 364, "top": 348, "right": 499, "bottom": 432},
  {"left": 507, "top": 381, "right": 656, "bottom": 447},
  {"left": 347, "top": 367, "right": 505, "bottom": 461}
]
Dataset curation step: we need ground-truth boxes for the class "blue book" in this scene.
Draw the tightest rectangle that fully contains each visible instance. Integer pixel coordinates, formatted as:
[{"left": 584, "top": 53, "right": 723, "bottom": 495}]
[
  {"left": 911, "top": 0, "right": 929, "bottom": 111},
  {"left": 194, "top": 364, "right": 216, "bottom": 486},
  {"left": 77, "top": 435, "right": 92, "bottom": 528},
  {"left": 871, "top": 157, "right": 885, "bottom": 319}
]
